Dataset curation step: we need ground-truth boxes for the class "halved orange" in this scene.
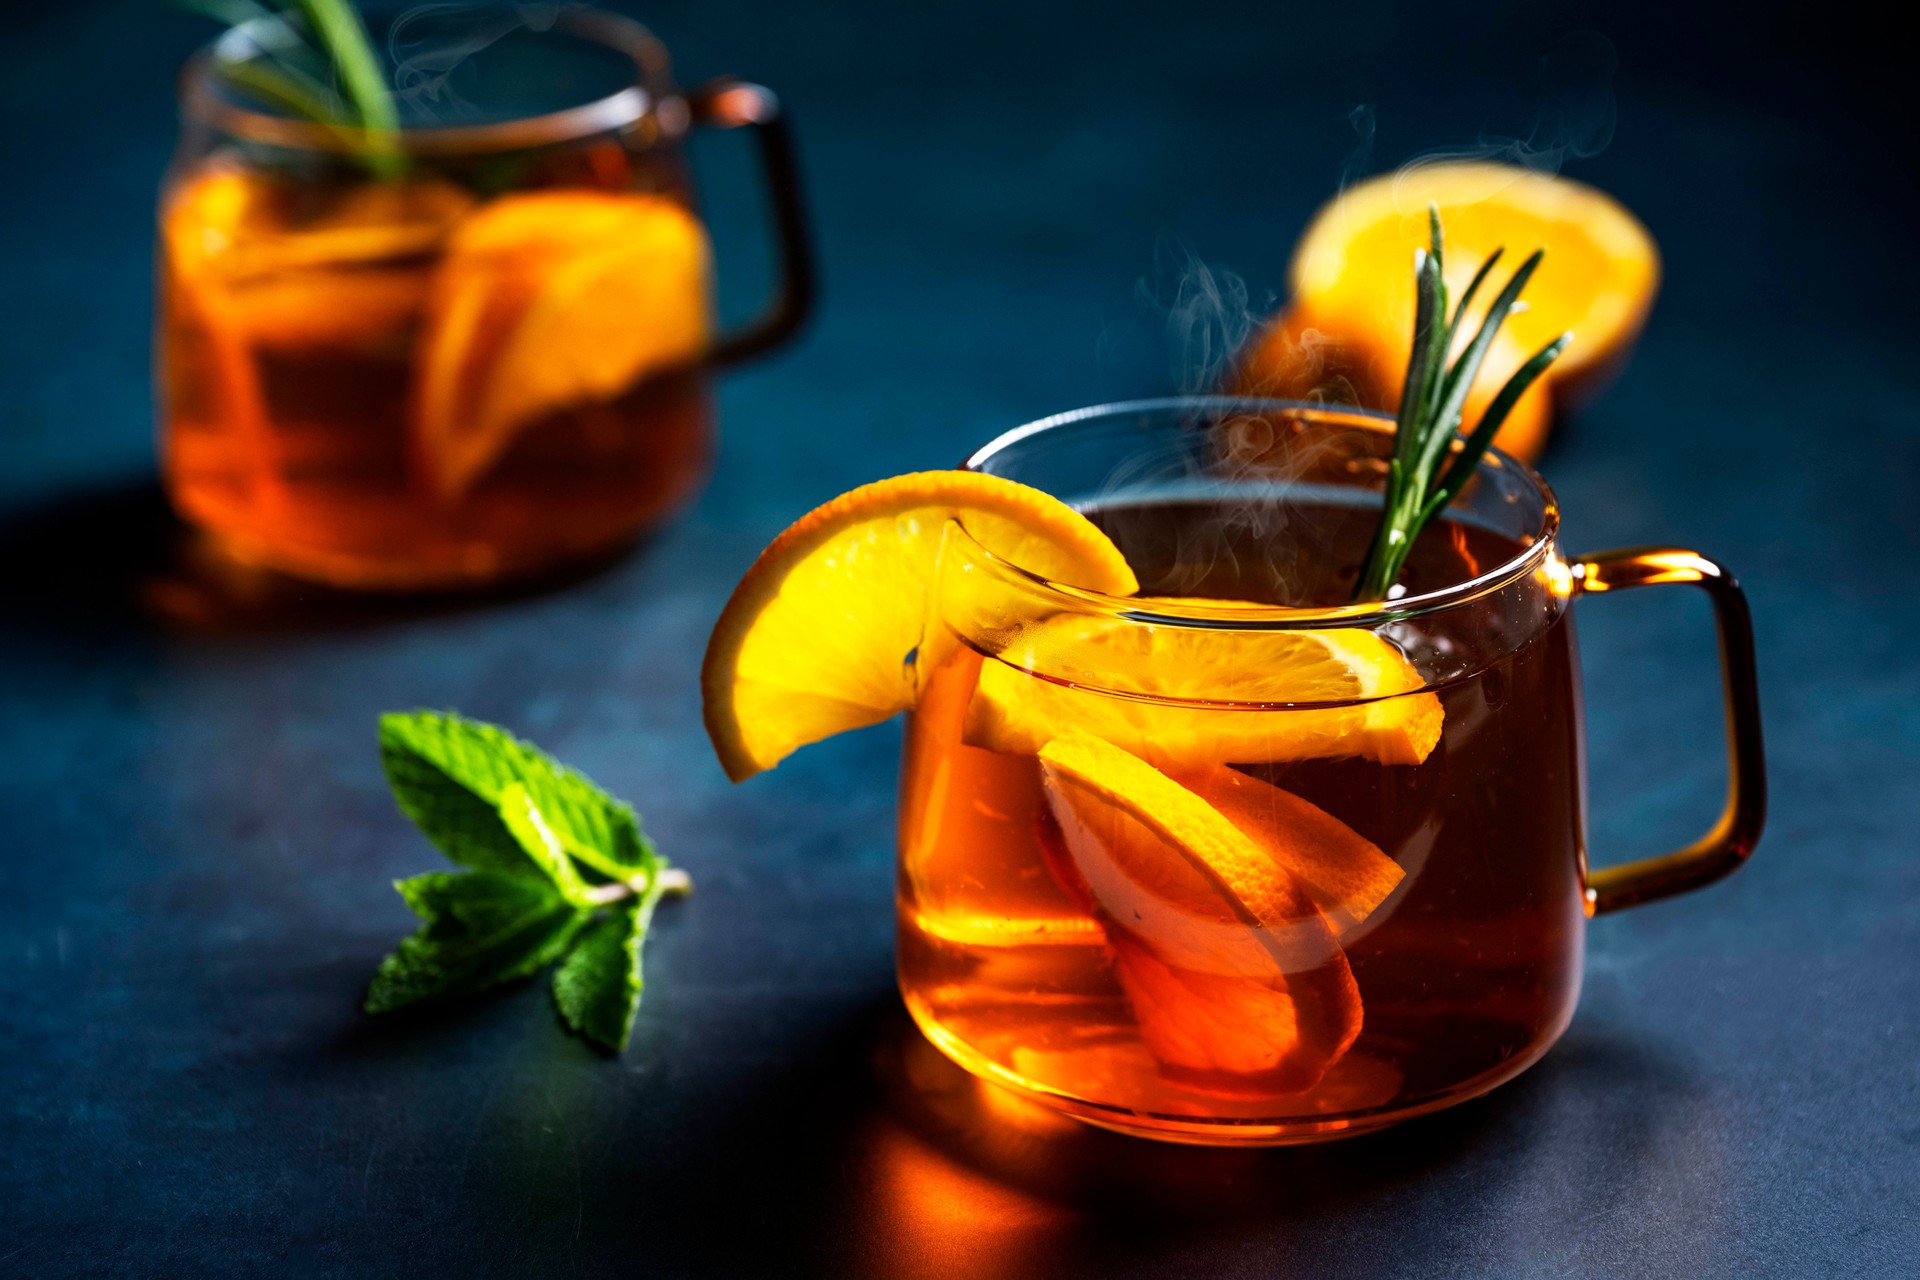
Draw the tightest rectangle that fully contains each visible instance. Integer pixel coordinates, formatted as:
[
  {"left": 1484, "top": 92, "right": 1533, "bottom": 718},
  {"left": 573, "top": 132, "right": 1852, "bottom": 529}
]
[
  {"left": 1234, "top": 297, "right": 1556, "bottom": 462},
  {"left": 412, "top": 190, "right": 712, "bottom": 498},
  {"left": 701, "top": 473, "right": 1139, "bottom": 782},
  {"left": 1039, "top": 731, "right": 1362, "bottom": 1091},
  {"left": 1234, "top": 161, "right": 1660, "bottom": 459},
  {"left": 965, "top": 601, "right": 1443, "bottom": 768}
]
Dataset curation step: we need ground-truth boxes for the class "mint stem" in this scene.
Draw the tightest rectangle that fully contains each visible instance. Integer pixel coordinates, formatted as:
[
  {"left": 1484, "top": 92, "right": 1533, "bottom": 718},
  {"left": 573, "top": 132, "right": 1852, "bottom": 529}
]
[{"left": 578, "top": 867, "right": 693, "bottom": 906}]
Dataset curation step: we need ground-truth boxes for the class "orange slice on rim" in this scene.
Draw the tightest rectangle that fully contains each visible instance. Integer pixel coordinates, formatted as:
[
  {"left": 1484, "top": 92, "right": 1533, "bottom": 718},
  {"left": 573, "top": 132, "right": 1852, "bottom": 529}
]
[
  {"left": 413, "top": 190, "right": 712, "bottom": 497},
  {"left": 1234, "top": 161, "right": 1660, "bottom": 460},
  {"left": 1039, "top": 731, "right": 1363, "bottom": 1091},
  {"left": 701, "top": 472, "right": 1139, "bottom": 782},
  {"left": 965, "top": 601, "right": 1442, "bottom": 769}
]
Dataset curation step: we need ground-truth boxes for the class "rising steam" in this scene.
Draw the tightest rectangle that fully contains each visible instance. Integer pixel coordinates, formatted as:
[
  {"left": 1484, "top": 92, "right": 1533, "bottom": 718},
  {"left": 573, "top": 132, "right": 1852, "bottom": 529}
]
[
  {"left": 1100, "top": 30, "right": 1621, "bottom": 602},
  {"left": 387, "top": 2, "right": 570, "bottom": 119},
  {"left": 1137, "top": 240, "right": 1273, "bottom": 397},
  {"left": 1392, "top": 31, "right": 1618, "bottom": 193}
]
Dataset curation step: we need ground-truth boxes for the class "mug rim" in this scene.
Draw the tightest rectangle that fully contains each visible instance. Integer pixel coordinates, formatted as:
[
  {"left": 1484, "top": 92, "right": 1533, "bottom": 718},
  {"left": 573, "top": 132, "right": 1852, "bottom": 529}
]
[
  {"left": 179, "top": 7, "right": 680, "bottom": 158},
  {"left": 958, "top": 395, "right": 1565, "bottom": 631}
]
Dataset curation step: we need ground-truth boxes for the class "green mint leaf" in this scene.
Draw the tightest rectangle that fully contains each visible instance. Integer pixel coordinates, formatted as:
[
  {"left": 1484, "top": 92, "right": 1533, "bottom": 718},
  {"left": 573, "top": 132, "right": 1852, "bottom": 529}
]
[
  {"left": 379, "top": 711, "right": 657, "bottom": 879},
  {"left": 551, "top": 877, "right": 669, "bottom": 1052},
  {"left": 497, "top": 782, "right": 592, "bottom": 905},
  {"left": 364, "top": 871, "right": 589, "bottom": 1014}
]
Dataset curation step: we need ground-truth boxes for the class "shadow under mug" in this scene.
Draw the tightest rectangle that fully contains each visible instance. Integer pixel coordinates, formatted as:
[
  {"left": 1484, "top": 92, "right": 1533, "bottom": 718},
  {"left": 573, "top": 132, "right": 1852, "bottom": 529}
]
[
  {"left": 159, "top": 8, "right": 813, "bottom": 590},
  {"left": 896, "top": 398, "right": 1765, "bottom": 1145}
]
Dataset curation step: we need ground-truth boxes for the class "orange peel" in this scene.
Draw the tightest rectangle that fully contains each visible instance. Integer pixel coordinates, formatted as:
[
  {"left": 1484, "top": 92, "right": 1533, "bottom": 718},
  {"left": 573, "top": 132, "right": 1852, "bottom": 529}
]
[{"left": 701, "top": 472, "right": 1138, "bottom": 782}]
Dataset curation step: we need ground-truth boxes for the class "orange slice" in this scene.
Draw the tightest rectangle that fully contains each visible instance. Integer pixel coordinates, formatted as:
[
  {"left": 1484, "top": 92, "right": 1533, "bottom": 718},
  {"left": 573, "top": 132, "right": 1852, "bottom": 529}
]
[
  {"left": 1180, "top": 765, "right": 1403, "bottom": 934},
  {"left": 966, "top": 600, "right": 1442, "bottom": 768},
  {"left": 1039, "top": 731, "right": 1362, "bottom": 1091},
  {"left": 412, "top": 190, "right": 713, "bottom": 497},
  {"left": 1234, "top": 161, "right": 1660, "bottom": 459},
  {"left": 1036, "top": 765, "right": 1402, "bottom": 938},
  {"left": 702, "top": 472, "right": 1140, "bottom": 782},
  {"left": 160, "top": 168, "right": 473, "bottom": 503},
  {"left": 164, "top": 167, "right": 472, "bottom": 349},
  {"left": 163, "top": 167, "right": 474, "bottom": 274}
]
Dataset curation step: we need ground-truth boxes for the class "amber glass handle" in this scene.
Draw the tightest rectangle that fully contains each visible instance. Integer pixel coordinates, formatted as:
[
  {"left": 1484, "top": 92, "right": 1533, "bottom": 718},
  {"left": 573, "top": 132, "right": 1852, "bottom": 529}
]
[
  {"left": 1573, "top": 548, "right": 1767, "bottom": 913},
  {"left": 687, "top": 78, "right": 817, "bottom": 366}
]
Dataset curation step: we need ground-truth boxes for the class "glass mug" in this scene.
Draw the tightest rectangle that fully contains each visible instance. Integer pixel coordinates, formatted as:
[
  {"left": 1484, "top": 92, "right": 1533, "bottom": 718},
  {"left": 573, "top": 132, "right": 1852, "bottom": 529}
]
[
  {"left": 158, "top": 8, "right": 812, "bottom": 589},
  {"left": 897, "top": 398, "right": 1765, "bottom": 1145}
]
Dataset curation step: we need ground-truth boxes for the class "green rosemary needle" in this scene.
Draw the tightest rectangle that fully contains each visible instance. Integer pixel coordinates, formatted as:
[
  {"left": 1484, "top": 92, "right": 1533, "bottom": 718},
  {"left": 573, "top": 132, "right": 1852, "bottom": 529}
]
[
  {"left": 192, "top": 0, "right": 404, "bottom": 177},
  {"left": 1351, "top": 205, "right": 1572, "bottom": 603}
]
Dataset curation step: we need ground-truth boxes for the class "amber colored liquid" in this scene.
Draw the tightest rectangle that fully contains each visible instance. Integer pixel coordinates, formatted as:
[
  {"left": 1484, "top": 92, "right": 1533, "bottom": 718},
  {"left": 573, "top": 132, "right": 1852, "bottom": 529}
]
[
  {"left": 897, "top": 501, "right": 1588, "bottom": 1143},
  {"left": 159, "top": 162, "right": 711, "bottom": 589}
]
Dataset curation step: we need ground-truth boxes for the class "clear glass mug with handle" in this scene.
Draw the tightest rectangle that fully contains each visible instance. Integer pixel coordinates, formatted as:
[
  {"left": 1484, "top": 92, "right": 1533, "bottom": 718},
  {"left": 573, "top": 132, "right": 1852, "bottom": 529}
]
[
  {"left": 898, "top": 398, "right": 1765, "bottom": 1145},
  {"left": 159, "top": 7, "right": 813, "bottom": 589}
]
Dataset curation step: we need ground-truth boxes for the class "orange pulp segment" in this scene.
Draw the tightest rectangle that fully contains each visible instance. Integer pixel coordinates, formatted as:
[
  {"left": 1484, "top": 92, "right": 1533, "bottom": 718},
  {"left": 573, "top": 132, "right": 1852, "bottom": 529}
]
[
  {"left": 1036, "top": 764, "right": 1402, "bottom": 938},
  {"left": 1235, "top": 161, "right": 1660, "bottom": 459},
  {"left": 412, "top": 190, "right": 713, "bottom": 497},
  {"left": 702, "top": 472, "right": 1140, "bottom": 782},
  {"left": 966, "top": 600, "right": 1443, "bottom": 768},
  {"left": 1178, "top": 764, "right": 1403, "bottom": 935},
  {"left": 1039, "top": 730, "right": 1363, "bottom": 1090}
]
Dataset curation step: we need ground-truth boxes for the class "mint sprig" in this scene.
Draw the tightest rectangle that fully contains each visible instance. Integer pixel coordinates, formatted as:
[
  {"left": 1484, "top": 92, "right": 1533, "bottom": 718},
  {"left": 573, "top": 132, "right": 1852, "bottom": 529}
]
[{"left": 365, "top": 711, "right": 689, "bottom": 1052}]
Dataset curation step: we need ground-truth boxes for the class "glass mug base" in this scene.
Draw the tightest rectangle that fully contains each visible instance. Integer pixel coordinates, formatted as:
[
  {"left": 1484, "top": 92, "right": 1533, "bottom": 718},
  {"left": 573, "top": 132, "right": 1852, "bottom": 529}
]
[
  {"left": 166, "top": 376, "right": 712, "bottom": 592},
  {"left": 903, "top": 991, "right": 1576, "bottom": 1146},
  {"left": 187, "top": 498, "right": 689, "bottom": 593}
]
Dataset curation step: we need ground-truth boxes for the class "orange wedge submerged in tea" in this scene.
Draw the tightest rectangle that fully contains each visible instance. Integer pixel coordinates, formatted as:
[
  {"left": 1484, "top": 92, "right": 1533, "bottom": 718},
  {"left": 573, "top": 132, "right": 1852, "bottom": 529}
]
[
  {"left": 1038, "top": 731, "right": 1366, "bottom": 1092},
  {"left": 964, "top": 602, "right": 1443, "bottom": 768},
  {"left": 413, "top": 190, "right": 713, "bottom": 498},
  {"left": 700, "top": 472, "right": 1139, "bottom": 782},
  {"left": 1234, "top": 161, "right": 1660, "bottom": 461},
  {"left": 163, "top": 166, "right": 475, "bottom": 351}
]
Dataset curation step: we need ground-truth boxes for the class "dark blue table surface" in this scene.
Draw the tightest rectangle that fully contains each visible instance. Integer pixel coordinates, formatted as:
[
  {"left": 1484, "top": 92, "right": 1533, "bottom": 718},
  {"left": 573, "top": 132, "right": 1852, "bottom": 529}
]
[{"left": 4, "top": 2, "right": 1916, "bottom": 1275}]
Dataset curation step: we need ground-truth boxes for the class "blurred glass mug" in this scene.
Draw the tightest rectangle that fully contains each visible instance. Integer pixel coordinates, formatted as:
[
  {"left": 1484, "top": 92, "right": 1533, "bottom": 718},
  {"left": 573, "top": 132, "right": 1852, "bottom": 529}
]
[
  {"left": 158, "top": 8, "right": 812, "bottom": 589},
  {"left": 897, "top": 399, "right": 1766, "bottom": 1144}
]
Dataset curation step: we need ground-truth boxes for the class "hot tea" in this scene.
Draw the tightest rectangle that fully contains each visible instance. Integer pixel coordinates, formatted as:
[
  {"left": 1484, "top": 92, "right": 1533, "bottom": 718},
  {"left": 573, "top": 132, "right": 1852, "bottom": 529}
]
[
  {"left": 898, "top": 498, "right": 1587, "bottom": 1142},
  {"left": 160, "top": 9, "right": 812, "bottom": 590}
]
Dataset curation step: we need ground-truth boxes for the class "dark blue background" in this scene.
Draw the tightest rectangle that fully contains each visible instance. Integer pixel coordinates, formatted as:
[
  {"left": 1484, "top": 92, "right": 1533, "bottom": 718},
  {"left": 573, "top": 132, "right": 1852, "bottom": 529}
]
[{"left": 3, "top": 2, "right": 1915, "bottom": 1275}]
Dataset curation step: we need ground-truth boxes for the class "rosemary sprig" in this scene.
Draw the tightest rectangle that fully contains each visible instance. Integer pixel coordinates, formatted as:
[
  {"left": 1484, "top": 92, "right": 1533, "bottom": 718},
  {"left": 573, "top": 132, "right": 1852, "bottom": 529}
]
[
  {"left": 190, "top": 0, "right": 404, "bottom": 177},
  {"left": 1351, "top": 205, "right": 1572, "bottom": 602},
  {"left": 290, "top": 0, "right": 398, "bottom": 138}
]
